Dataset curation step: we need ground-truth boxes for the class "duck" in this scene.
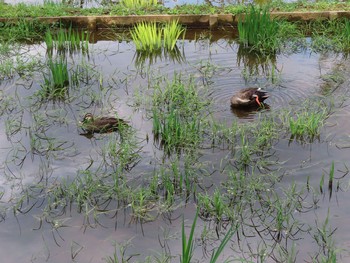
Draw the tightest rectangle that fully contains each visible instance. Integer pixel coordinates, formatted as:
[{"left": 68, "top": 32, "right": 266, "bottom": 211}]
[
  {"left": 230, "top": 87, "right": 269, "bottom": 108},
  {"left": 80, "top": 113, "right": 128, "bottom": 134}
]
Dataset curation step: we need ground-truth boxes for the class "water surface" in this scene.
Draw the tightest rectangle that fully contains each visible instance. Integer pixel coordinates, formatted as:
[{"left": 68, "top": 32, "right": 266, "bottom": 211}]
[{"left": 1, "top": 29, "right": 350, "bottom": 262}]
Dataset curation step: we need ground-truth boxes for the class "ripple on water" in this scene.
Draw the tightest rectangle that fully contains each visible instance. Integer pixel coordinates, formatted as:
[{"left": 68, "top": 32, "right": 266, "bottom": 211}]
[{"left": 144, "top": 42, "right": 331, "bottom": 121}]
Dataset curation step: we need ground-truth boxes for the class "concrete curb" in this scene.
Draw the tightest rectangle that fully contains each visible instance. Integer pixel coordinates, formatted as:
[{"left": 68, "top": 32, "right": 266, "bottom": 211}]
[{"left": 1, "top": 11, "right": 350, "bottom": 29}]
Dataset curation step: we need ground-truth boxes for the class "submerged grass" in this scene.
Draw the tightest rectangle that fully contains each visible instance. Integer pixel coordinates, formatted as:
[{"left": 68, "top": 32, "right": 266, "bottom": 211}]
[
  {"left": 1, "top": 8, "right": 348, "bottom": 263},
  {"left": 151, "top": 74, "right": 210, "bottom": 152},
  {"left": 0, "top": 19, "right": 49, "bottom": 42},
  {"left": 310, "top": 18, "right": 350, "bottom": 53},
  {"left": 285, "top": 100, "right": 330, "bottom": 142},
  {"left": 40, "top": 58, "right": 70, "bottom": 100}
]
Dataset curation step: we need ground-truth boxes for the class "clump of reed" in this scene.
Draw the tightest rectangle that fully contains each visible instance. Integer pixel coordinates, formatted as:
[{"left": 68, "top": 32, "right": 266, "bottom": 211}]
[
  {"left": 40, "top": 58, "right": 69, "bottom": 100},
  {"left": 131, "top": 22, "right": 162, "bottom": 52},
  {"left": 151, "top": 74, "right": 209, "bottom": 152},
  {"left": 287, "top": 105, "right": 329, "bottom": 142},
  {"left": 131, "top": 20, "right": 185, "bottom": 53},
  {"left": 310, "top": 18, "right": 350, "bottom": 53},
  {"left": 0, "top": 19, "right": 48, "bottom": 42},
  {"left": 120, "top": 0, "right": 158, "bottom": 9},
  {"left": 237, "top": 6, "right": 291, "bottom": 54},
  {"left": 44, "top": 27, "right": 89, "bottom": 55},
  {"left": 163, "top": 20, "right": 185, "bottom": 50}
]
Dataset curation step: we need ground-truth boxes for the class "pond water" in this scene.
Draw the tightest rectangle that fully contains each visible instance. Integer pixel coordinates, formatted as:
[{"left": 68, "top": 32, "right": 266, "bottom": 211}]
[{"left": 1, "top": 28, "right": 350, "bottom": 263}]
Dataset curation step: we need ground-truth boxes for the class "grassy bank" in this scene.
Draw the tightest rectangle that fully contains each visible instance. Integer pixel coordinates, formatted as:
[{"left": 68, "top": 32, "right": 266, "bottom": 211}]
[{"left": 1, "top": 0, "right": 350, "bottom": 18}]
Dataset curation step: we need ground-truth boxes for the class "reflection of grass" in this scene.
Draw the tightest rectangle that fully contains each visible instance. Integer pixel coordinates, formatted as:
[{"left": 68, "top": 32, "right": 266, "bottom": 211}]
[
  {"left": 133, "top": 44, "right": 185, "bottom": 70},
  {"left": 237, "top": 44, "right": 280, "bottom": 83}
]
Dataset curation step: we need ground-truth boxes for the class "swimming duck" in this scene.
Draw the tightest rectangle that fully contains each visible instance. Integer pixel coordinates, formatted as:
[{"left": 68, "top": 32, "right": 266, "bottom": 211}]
[
  {"left": 230, "top": 87, "right": 269, "bottom": 108},
  {"left": 80, "top": 113, "right": 128, "bottom": 134}
]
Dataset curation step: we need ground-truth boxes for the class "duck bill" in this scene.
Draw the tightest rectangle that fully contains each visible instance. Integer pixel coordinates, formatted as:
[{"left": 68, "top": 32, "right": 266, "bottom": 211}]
[{"left": 255, "top": 97, "right": 262, "bottom": 107}]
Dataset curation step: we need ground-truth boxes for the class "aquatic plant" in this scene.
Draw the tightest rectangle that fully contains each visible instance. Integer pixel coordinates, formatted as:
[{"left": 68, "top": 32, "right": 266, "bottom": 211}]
[
  {"left": 0, "top": 19, "right": 48, "bottom": 42},
  {"left": 3, "top": 1, "right": 350, "bottom": 18},
  {"left": 163, "top": 20, "right": 185, "bottom": 51},
  {"left": 40, "top": 58, "right": 69, "bottom": 100},
  {"left": 311, "top": 210, "right": 340, "bottom": 262},
  {"left": 181, "top": 211, "right": 198, "bottom": 263},
  {"left": 288, "top": 108, "right": 328, "bottom": 140},
  {"left": 120, "top": 0, "right": 158, "bottom": 9},
  {"left": 151, "top": 74, "right": 209, "bottom": 152},
  {"left": 131, "top": 22, "right": 163, "bottom": 52},
  {"left": 131, "top": 21, "right": 185, "bottom": 53},
  {"left": 45, "top": 27, "right": 89, "bottom": 55},
  {"left": 238, "top": 6, "right": 279, "bottom": 53},
  {"left": 311, "top": 18, "right": 350, "bottom": 53}
]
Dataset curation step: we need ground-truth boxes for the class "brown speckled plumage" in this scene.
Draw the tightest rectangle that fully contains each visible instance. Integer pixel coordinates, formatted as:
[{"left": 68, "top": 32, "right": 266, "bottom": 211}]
[
  {"left": 80, "top": 113, "right": 128, "bottom": 133},
  {"left": 230, "top": 88, "right": 269, "bottom": 108}
]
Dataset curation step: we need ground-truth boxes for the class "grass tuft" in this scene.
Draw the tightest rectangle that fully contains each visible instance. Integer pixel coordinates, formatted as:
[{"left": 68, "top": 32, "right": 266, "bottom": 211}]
[
  {"left": 120, "top": 0, "right": 158, "bottom": 9},
  {"left": 238, "top": 6, "right": 280, "bottom": 54},
  {"left": 40, "top": 58, "right": 70, "bottom": 100},
  {"left": 131, "top": 20, "right": 185, "bottom": 53}
]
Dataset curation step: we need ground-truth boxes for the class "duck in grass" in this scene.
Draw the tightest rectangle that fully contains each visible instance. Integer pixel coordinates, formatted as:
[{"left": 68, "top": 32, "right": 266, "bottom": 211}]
[
  {"left": 79, "top": 113, "right": 129, "bottom": 134},
  {"left": 230, "top": 87, "right": 269, "bottom": 108}
]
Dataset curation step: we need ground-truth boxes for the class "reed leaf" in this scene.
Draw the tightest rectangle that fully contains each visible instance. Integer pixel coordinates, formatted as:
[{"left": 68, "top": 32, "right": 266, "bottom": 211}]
[
  {"left": 238, "top": 6, "right": 280, "bottom": 54},
  {"left": 163, "top": 20, "right": 185, "bottom": 51},
  {"left": 130, "top": 22, "right": 162, "bottom": 52},
  {"left": 120, "top": 0, "right": 158, "bottom": 9},
  {"left": 181, "top": 210, "right": 198, "bottom": 263}
]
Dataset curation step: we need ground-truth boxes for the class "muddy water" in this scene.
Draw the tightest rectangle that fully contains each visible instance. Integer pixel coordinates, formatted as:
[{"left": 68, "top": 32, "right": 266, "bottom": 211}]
[{"left": 1, "top": 30, "right": 350, "bottom": 263}]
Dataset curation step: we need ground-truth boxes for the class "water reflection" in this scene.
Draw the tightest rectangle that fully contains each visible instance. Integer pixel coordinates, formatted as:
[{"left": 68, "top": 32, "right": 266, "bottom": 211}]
[
  {"left": 230, "top": 103, "right": 270, "bottom": 118},
  {"left": 2, "top": 29, "right": 350, "bottom": 262},
  {"left": 133, "top": 46, "right": 186, "bottom": 70},
  {"left": 237, "top": 43, "right": 277, "bottom": 78}
]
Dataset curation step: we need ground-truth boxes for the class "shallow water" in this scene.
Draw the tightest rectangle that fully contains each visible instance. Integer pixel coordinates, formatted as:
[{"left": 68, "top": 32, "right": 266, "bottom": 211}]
[{"left": 1, "top": 29, "right": 350, "bottom": 262}]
